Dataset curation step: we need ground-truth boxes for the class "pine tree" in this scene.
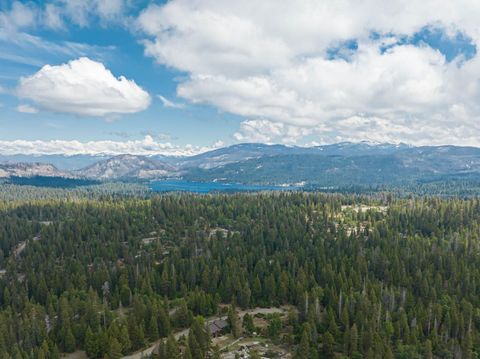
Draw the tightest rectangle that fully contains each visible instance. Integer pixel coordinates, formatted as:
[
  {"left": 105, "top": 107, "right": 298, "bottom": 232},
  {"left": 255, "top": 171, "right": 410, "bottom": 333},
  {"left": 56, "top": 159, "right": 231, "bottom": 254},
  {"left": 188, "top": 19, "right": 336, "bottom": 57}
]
[
  {"left": 296, "top": 325, "right": 310, "bottom": 359},
  {"left": 50, "top": 343, "right": 60, "bottom": 359},
  {"left": 462, "top": 333, "right": 473, "bottom": 359},
  {"left": 349, "top": 323, "right": 358, "bottom": 354},
  {"left": 63, "top": 327, "right": 76, "bottom": 353},
  {"left": 166, "top": 334, "right": 180, "bottom": 359},
  {"left": 320, "top": 331, "right": 335, "bottom": 359},
  {"left": 148, "top": 316, "right": 159, "bottom": 341},
  {"left": 243, "top": 313, "right": 255, "bottom": 334},
  {"left": 107, "top": 338, "right": 122, "bottom": 359},
  {"left": 385, "top": 347, "right": 394, "bottom": 359},
  {"left": 37, "top": 346, "right": 47, "bottom": 359},
  {"left": 423, "top": 339, "right": 433, "bottom": 359},
  {"left": 267, "top": 314, "right": 282, "bottom": 339},
  {"left": 119, "top": 324, "right": 131, "bottom": 354},
  {"left": 227, "top": 304, "right": 241, "bottom": 338},
  {"left": 97, "top": 329, "right": 110, "bottom": 357},
  {"left": 189, "top": 317, "right": 209, "bottom": 359},
  {"left": 158, "top": 307, "right": 171, "bottom": 337},
  {"left": 85, "top": 327, "right": 98, "bottom": 358},
  {"left": 128, "top": 316, "right": 145, "bottom": 350}
]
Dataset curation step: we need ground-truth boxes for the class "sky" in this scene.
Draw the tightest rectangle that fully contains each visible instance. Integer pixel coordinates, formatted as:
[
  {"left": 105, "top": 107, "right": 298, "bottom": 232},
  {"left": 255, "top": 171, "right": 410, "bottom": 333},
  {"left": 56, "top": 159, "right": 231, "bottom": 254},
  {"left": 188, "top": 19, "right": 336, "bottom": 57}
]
[{"left": 1, "top": 0, "right": 480, "bottom": 156}]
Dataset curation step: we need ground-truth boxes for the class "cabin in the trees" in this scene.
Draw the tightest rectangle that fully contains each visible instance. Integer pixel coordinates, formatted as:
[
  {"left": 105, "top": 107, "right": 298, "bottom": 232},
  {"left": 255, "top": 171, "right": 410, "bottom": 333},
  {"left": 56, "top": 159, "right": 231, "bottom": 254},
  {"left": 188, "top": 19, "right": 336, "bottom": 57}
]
[{"left": 208, "top": 319, "right": 228, "bottom": 337}]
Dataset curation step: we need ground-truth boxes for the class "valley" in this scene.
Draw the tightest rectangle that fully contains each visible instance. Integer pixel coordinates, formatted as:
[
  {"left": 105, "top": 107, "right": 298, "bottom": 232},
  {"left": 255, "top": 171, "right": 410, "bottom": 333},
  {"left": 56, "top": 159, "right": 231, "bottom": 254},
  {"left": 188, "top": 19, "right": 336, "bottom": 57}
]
[
  {"left": 2, "top": 2, "right": 480, "bottom": 359},
  {"left": 1, "top": 143, "right": 480, "bottom": 190}
]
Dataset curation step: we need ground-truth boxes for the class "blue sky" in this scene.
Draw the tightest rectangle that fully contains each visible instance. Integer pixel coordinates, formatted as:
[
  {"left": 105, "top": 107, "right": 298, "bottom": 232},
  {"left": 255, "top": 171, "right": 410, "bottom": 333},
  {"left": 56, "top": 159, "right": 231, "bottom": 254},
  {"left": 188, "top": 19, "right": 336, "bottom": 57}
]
[
  {"left": 1, "top": 1, "right": 480, "bottom": 155},
  {"left": 0, "top": 1, "right": 240, "bottom": 150}
]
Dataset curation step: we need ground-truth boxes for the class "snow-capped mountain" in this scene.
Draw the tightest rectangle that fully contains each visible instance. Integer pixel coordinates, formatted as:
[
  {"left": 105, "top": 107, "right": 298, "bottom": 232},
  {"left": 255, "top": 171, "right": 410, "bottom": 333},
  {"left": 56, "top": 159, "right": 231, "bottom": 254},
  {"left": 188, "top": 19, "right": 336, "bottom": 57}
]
[{"left": 2, "top": 142, "right": 480, "bottom": 185}]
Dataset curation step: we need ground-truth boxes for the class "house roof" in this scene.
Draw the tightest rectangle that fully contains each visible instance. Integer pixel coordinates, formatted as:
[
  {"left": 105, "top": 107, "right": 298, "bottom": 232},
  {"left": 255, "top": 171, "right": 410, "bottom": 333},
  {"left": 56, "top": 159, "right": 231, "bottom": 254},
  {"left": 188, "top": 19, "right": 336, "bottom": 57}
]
[{"left": 208, "top": 319, "right": 228, "bottom": 334}]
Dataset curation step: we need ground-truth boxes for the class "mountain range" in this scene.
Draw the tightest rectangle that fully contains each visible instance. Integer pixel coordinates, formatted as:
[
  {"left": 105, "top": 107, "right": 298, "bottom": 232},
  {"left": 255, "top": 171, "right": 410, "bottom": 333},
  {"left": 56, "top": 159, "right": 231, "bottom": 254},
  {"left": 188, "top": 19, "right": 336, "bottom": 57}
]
[{"left": 1, "top": 142, "right": 480, "bottom": 187}]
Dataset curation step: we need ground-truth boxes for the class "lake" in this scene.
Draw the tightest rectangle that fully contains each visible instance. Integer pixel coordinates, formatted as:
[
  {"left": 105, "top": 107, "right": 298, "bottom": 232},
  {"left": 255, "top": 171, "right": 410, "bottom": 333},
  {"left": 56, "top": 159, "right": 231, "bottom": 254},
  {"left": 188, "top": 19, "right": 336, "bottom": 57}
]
[{"left": 150, "top": 180, "right": 302, "bottom": 193}]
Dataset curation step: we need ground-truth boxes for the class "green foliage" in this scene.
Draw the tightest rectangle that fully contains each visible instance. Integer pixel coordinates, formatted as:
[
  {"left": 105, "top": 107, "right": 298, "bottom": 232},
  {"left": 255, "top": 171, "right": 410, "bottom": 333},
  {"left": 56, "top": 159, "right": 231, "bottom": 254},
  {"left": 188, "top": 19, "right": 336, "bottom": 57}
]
[
  {"left": 242, "top": 313, "right": 255, "bottom": 334},
  {"left": 0, "top": 193, "right": 480, "bottom": 358},
  {"left": 227, "top": 304, "right": 241, "bottom": 338},
  {"left": 266, "top": 313, "right": 282, "bottom": 339}
]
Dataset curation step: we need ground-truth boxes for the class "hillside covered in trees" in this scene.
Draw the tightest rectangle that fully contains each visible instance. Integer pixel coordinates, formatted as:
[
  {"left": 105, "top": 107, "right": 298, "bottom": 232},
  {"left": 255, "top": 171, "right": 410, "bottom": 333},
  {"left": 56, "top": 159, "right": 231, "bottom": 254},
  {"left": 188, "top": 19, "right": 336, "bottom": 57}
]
[{"left": 0, "top": 193, "right": 480, "bottom": 358}]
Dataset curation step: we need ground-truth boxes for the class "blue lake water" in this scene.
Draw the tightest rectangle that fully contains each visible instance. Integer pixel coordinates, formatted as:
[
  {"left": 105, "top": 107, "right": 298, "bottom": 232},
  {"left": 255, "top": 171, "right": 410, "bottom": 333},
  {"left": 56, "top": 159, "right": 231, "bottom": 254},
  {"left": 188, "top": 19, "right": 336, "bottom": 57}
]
[{"left": 150, "top": 180, "right": 301, "bottom": 193}]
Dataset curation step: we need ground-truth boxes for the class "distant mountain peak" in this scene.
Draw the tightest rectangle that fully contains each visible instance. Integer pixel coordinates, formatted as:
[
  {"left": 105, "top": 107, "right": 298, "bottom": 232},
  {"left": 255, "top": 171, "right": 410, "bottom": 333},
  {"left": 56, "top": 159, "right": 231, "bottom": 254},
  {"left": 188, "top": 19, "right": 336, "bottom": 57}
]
[
  {"left": 1, "top": 142, "right": 480, "bottom": 184},
  {"left": 0, "top": 162, "right": 72, "bottom": 178},
  {"left": 76, "top": 154, "right": 177, "bottom": 180}
]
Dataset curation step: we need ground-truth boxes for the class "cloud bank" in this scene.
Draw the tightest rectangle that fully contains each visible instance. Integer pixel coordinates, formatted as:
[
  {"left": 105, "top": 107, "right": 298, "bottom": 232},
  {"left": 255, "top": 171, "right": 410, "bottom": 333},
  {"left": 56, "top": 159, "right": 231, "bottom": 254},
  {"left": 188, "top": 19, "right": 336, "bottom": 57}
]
[
  {"left": 17, "top": 57, "right": 151, "bottom": 117},
  {"left": 137, "top": 0, "right": 480, "bottom": 146},
  {"left": 0, "top": 135, "right": 220, "bottom": 157}
]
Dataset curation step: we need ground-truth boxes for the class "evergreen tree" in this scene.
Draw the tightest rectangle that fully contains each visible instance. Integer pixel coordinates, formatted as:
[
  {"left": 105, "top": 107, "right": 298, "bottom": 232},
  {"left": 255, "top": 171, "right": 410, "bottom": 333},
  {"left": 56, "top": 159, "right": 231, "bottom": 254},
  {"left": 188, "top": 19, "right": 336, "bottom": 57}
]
[
  {"left": 320, "top": 331, "right": 335, "bottom": 359},
  {"left": 227, "top": 304, "right": 241, "bottom": 338},
  {"left": 85, "top": 327, "right": 98, "bottom": 358},
  {"left": 296, "top": 324, "right": 310, "bottom": 359},
  {"left": 243, "top": 313, "right": 255, "bottom": 334},
  {"left": 166, "top": 334, "right": 180, "bottom": 359},
  {"left": 267, "top": 314, "right": 282, "bottom": 339},
  {"left": 148, "top": 316, "right": 159, "bottom": 341},
  {"left": 63, "top": 327, "right": 76, "bottom": 353},
  {"left": 189, "top": 317, "right": 210, "bottom": 358},
  {"left": 107, "top": 338, "right": 122, "bottom": 359},
  {"left": 423, "top": 339, "right": 433, "bottom": 359}
]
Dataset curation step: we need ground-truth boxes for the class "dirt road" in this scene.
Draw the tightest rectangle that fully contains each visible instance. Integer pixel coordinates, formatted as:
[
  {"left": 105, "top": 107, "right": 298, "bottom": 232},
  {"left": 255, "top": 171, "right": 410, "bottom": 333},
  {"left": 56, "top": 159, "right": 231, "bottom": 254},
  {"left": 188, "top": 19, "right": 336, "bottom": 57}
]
[{"left": 121, "top": 307, "right": 285, "bottom": 359}]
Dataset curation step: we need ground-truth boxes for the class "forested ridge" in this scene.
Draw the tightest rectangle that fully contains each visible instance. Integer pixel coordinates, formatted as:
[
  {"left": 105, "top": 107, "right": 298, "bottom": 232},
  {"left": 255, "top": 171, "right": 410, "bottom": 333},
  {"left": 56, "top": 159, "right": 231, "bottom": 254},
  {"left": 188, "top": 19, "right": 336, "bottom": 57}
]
[{"left": 1, "top": 193, "right": 480, "bottom": 358}]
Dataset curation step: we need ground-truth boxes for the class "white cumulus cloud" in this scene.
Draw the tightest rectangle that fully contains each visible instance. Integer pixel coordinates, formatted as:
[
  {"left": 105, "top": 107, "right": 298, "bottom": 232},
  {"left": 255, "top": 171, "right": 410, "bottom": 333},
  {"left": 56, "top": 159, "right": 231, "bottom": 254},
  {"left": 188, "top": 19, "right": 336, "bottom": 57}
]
[
  {"left": 16, "top": 57, "right": 151, "bottom": 117},
  {"left": 0, "top": 135, "right": 222, "bottom": 157},
  {"left": 136, "top": 0, "right": 480, "bottom": 146},
  {"left": 234, "top": 120, "right": 312, "bottom": 144}
]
